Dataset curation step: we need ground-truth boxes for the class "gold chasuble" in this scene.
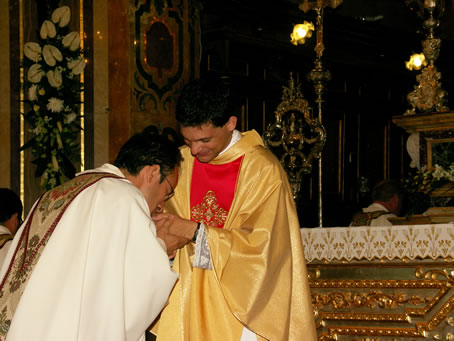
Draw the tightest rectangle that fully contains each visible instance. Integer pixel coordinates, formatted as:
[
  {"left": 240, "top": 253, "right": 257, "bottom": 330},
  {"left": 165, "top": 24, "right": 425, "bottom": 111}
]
[{"left": 156, "top": 130, "right": 317, "bottom": 340}]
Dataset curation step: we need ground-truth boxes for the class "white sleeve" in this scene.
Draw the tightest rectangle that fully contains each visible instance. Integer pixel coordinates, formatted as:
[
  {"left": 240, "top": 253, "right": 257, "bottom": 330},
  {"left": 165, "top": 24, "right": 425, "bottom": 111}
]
[
  {"left": 192, "top": 223, "right": 212, "bottom": 269},
  {"left": 156, "top": 238, "right": 167, "bottom": 253}
]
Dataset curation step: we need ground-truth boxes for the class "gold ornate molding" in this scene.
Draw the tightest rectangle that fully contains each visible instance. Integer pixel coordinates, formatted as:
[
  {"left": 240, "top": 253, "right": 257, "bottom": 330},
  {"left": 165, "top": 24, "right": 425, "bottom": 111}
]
[
  {"left": 308, "top": 256, "right": 454, "bottom": 339},
  {"left": 392, "top": 112, "right": 454, "bottom": 133}
]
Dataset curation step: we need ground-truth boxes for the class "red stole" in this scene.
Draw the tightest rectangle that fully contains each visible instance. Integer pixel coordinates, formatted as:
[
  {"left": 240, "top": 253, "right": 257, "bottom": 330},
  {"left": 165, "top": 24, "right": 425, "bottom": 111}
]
[{"left": 190, "top": 156, "right": 243, "bottom": 228}]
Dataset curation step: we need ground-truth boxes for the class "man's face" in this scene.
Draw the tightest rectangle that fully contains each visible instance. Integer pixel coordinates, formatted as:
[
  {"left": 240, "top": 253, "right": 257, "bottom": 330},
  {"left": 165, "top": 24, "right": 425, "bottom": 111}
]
[
  {"left": 386, "top": 193, "right": 402, "bottom": 216},
  {"left": 393, "top": 195, "right": 403, "bottom": 216},
  {"left": 180, "top": 117, "right": 237, "bottom": 163},
  {"left": 143, "top": 166, "right": 178, "bottom": 215}
]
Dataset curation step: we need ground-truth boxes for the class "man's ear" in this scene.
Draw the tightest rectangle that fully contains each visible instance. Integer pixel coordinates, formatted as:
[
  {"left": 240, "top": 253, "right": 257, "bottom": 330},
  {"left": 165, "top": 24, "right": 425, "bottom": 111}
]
[
  {"left": 142, "top": 164, "right": 161, "bottom": 183},
  {"left": 226, "top": 116, "right": 237, "bottom": 131}
]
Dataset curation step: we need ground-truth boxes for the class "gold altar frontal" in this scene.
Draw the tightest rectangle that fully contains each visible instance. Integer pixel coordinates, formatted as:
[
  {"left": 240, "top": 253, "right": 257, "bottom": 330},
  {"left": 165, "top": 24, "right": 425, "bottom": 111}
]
[{"left": 301, "top": 224, "right": 454, "bottom": 340}]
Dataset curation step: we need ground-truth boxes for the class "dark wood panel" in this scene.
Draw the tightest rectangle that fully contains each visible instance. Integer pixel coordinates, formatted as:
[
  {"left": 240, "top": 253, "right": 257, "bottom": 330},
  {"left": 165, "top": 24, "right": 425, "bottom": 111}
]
[
  {"left": 83, "top": 0, "right": 94, "bottom": 170},
  {"left": 196, "top": 0, "right": 453, "bottom": 226},
  {"left": 9, "top": 0, "right": 21, "bottom": 197}
]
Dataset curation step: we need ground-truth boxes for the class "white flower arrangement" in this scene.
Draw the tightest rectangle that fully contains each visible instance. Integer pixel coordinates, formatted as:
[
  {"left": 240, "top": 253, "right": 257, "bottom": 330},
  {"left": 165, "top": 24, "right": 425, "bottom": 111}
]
[
  {"left": 21, "top": 5, "right": 85, "bottom": 190},
  {"left": 404, "top": 163, "right": 454, "bottom": 194},
  {"left": 432, "top": 163, "right": 454, "bottom": 183},
  {"left": 403, "top": 162, "right": 454, "bottom": 214}
]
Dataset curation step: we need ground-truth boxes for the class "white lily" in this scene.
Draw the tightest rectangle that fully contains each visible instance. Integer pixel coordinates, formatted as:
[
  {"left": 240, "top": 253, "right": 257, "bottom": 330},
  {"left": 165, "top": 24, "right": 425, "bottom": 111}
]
[
  {"left": 47, "top": 69, "right": 63, "bottom": 88},
  {"left": 43, "top": 45, "right": 63, "bottom": 67},
  {"left": 67, "top": 57, "right": 85, "bottom": 75},
  {"left": 24, "top": 42, "right": 42, "bottom": 62},
  {"left": 62, "top": 32, "right": 80, "bottom": 51},
  {"left": 64, "top": 112, "right": 77, "bottom": 124},
  {"left": 27, "top": 64, "right": 45, "bottom": 83},
  {"left": 40, "top": 20, "right": 56, "bottom": 39},
  {"left": 51, "top": 6, "right": 71, "bottom": 27},
  {"left": 28, "top": 84, "right": 38, "bottom": 101}
]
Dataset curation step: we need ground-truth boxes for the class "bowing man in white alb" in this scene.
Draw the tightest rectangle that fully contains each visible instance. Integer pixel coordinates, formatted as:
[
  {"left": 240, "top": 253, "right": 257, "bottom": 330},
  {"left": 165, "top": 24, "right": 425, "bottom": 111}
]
[{"left": 0, "top": 131, "right": 189, "bottom": 341}]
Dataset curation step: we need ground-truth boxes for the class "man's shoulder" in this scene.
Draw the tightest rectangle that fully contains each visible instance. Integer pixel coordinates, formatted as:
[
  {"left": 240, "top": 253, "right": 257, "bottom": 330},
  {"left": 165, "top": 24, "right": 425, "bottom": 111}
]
[
  {"left": 95, "top": 175, "right": 136, "bottom": 193},
  {"left": 75, "top": 172, "right": 138, "bottom": 201},
  {"left": 351, "top": 210, "right": 389, "bottom": 227},
  {"left": 239, "top": 147, "right": 290, "bottom": 189},
  {"left": 370, "top": 212, "right": 396, "bottom": 226},
  {"left": 244, "top": 143, "right": 281, "bottom": 168},
  {"left": 365, "top": 202, "right": 388, "bottom": 211}
]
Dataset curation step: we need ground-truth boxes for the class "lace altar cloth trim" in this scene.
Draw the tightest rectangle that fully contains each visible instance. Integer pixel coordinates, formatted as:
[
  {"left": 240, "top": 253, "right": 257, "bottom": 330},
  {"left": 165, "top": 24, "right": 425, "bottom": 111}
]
[{"left": 301, "top": 224, "right": 454, "bottom": 262}]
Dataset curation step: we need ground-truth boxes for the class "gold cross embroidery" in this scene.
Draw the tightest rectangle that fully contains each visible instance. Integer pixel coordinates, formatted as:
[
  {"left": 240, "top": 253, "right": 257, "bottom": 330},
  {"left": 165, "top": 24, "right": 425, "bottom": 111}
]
[{"left": 191, "top": 190, "right": 228, "bottom": 228}]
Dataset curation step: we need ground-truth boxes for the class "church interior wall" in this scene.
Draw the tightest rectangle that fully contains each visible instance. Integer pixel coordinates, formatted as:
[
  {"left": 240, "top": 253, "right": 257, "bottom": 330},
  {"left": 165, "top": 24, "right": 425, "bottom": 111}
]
[
  {"left": 0, "top": 0, "right": 10, "bottom": 189},
  {"left": 2, "top": 0, "right": 453, "bottom": 225}
]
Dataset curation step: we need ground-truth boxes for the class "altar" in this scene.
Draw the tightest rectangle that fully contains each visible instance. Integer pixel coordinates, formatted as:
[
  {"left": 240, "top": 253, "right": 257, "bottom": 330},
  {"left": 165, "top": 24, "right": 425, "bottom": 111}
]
[{"left": 302, "top": 223, "right": 454, "bottom": 340}]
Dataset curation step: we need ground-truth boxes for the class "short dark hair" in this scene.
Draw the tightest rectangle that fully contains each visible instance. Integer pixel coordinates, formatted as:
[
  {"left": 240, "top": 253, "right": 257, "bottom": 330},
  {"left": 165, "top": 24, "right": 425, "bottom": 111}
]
[
  {"left": 113, "top": 129, "right": 182, "bottom": 176},
  {"left": 0, "top": 188, "right": 23, "bottom": 224},
  {"left": 176, "top": 75, "right": 239, "bottom": 127},
  {"left": 372, "top": 179, "right": 404, "bottom": 202}
]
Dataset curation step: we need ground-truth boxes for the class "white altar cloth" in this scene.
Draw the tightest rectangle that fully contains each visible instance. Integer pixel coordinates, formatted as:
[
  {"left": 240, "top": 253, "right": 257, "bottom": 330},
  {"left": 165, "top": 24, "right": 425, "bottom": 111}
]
[{"left": 301, "top": 224, "right": 454, "bottom": 262}]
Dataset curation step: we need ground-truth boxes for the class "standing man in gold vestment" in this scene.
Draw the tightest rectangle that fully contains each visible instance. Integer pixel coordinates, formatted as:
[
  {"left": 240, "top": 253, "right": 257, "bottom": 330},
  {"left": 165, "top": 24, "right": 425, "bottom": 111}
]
[{"left": 153, "top": 76, "right": 317, "bottom": 340}]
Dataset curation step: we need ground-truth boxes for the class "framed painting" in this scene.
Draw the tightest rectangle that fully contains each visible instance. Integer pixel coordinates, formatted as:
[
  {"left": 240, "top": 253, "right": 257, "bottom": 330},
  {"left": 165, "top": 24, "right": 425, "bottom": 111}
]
[{"left": 426, "top": 137, "right": 454, "bottom": 169}]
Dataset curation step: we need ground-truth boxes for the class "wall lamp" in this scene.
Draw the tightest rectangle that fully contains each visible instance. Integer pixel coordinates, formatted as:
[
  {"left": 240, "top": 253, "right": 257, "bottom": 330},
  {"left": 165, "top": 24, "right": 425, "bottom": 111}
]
[
  {"left": 290, "top": 21, "right": 314, "bottom": 45},
  {"left": 405, "top": 53, "right": 427, "bottom": 71}
]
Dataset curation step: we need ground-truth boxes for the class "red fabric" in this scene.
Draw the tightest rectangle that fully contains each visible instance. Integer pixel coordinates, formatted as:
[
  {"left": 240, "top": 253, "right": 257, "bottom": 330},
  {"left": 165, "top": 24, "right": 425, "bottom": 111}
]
[{"left": 190, "top": 156, "right": 243, "bottom": 228}]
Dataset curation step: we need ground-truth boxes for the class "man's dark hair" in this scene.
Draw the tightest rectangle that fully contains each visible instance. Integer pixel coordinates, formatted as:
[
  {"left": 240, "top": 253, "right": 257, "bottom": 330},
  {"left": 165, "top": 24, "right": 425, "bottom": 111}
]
[
  {"left": 114, "top": 129, "right": 182, "bottom": 177},
  {"left": 0, "top": 188, "right": 23, "bottom": 224},
  {"left": 372, "top": 179, "right": 404, "bottom": 202},
  {"left": 176, "top": 75, "right": 239, "bottom": 127}
]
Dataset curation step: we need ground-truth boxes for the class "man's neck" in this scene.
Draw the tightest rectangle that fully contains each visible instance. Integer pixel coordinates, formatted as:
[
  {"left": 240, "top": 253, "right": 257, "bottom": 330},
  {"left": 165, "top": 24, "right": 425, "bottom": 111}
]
[
  {"left": 374, "top": 201, "right": 392, "bottom": 213},
  {"left": 2, "top": 217, "right": 16, "bottom": 234},
  {"left": 219, "top": 130, "right": 241, "bottom": 156},
  {"left": 119, "top": 168, "right": 139, "bottom": 186}
]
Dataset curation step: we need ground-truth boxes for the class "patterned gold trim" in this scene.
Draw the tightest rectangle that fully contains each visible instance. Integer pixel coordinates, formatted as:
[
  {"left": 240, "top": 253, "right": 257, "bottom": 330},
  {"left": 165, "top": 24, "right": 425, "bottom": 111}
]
[
  {"left": 313, "top": 279, "right": 448, "bottom": 315},
  {"left": 326, "top": 326, "right": 423, "bottom": 337},
  {"left": 319, "top": 311, "right": 411, "bottom": 322},
  {"left": 314, "top": 290, "right": 429, "bottom": 310}
]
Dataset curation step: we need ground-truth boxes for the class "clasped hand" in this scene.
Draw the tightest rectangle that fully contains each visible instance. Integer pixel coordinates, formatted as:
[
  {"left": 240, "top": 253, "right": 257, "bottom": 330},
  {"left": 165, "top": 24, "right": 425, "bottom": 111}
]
[{"left": 153, "top": 213, "right": 197, "bottom": 258}]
